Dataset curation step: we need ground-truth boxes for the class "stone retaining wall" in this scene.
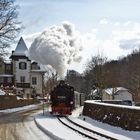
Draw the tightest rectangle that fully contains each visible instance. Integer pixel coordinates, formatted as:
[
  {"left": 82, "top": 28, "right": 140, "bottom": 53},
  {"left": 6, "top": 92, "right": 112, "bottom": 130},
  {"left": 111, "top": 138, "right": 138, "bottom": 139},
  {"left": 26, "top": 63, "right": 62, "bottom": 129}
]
[
  {"left": 0, "top": 95, "right": 34, "bottom": 110},
  {"left": 82, "top": 101, "right": 140, "bottom": 131}
]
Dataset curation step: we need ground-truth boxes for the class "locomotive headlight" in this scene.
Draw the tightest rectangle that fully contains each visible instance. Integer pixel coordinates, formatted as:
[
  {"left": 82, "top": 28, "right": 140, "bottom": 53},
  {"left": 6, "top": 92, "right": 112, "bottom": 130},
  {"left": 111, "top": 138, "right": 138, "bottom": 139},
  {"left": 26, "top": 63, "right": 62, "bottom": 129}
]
[{"left": 70, "top": 101, "right": 73, "bottom": 104}]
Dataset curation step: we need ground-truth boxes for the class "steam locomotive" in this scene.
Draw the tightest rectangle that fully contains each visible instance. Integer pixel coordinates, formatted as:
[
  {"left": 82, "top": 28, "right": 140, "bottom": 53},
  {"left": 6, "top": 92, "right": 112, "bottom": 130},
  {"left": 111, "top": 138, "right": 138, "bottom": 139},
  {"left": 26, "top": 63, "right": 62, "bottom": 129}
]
[{"left": 50, "top": 80, "right": 74, "bottom": 115}]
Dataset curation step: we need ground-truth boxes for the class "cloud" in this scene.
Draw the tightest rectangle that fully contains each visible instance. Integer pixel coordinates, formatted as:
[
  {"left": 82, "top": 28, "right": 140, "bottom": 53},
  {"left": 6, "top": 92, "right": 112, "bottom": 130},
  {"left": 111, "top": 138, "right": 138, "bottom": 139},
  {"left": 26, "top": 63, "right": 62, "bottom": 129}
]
[
  {"left": 29, "top": 21, "right": 83, "bottom": 77},
  {"left": 123, "top": 21, "right": 131, "bottom": 26},
  {"left": 111, "top": 22, "right": 140, "bottom": 51},
  {"left": 119, "top": 39, "right": 140, "bottom": 50},
  {"left": 79, "top": 21, "right": 140, "bottom": 62},
  {"left": 23, "top": 21, "right": 140, "bottom": 73},
  {"left": 23, "top": 32, "right": 41, "bottom": 48},
  {"left": 99, "top": 18, "right": 108, "bottom": 25},
  {"left": 114, "top": 22, "right": 120, "bottom": 26}
]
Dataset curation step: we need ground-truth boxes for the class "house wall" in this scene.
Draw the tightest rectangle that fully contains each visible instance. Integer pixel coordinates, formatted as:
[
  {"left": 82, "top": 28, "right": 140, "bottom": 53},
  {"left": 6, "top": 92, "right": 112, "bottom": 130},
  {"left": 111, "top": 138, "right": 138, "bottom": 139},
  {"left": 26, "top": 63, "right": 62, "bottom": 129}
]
[
  {"left": 12, "top": 58, "right": 44, "bottom": 97},
  {"left": 0, "top": 60, "right": 14, "bottom": 87},
  {"left": 15, "top": 59, "right": 31, "bottom": 83},
  {"left": 114, "top": 90, "right": 133, "bottom": 101},
  {"left": 31, "top": 72, "right": 43, "bottom": 95},
  {"left": 102, "top": 91, "right": 112, "bottom": 100},
  {"left": 12, "top": 58, "right": 31, "bottom": 97},
  {"left": 24, "top": 88, "right": 31, "bottom": 98}
]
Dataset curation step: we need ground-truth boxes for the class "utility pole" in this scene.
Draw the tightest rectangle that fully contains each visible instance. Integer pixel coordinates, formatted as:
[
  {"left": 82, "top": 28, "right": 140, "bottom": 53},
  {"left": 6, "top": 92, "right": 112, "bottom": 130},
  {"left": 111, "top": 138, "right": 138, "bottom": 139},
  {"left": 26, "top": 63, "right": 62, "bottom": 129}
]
[
  {"left": 43, "top": 90, "right": 45, "bottom": 115},
  {"left": 42, "top": 72, "right": 45, "bottom": 116}
]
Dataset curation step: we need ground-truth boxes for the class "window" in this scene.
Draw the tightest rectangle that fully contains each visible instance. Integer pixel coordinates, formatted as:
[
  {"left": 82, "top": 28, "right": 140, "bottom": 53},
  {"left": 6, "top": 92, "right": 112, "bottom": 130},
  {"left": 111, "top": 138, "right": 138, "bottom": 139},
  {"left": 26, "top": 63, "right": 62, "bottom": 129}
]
[
  {"left": 5, "top": 65, "right": 12, "bottom": 74},
  {"left": 0, "top": 62, "right": 3, "bottom": 71},
  {"left": 20, "top": 76, "right": 25, "bottom": 83},
  {"left": 19, "top": 62, "right": 27, "bottom": 70},
  {"left": 32, "top": 77, "right": 37, "bottom": 85},
  {"left": 5, "top": 65, "right": 11, "bottom": 71}
]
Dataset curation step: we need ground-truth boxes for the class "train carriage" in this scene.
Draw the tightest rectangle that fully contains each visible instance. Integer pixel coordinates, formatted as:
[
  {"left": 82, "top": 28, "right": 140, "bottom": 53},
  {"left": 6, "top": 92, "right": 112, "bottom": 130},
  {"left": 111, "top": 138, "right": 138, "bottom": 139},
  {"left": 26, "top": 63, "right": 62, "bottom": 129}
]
[{"left": 74, "top": 91, "right": 85, "bottom": 107}]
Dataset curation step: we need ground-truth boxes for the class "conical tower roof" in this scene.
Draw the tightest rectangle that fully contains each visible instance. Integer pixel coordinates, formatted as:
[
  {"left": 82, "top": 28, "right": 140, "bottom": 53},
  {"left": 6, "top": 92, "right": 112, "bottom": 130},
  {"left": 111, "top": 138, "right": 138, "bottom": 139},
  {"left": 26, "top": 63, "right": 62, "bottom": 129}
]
[{"left": 10, "top": 37, "right": 29, "bottom": 58}]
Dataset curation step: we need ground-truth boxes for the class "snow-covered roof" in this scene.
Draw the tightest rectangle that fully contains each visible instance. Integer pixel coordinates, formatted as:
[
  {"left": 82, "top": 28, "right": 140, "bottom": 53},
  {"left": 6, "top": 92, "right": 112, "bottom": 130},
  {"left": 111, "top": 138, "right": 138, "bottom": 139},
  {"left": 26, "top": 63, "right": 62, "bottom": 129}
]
[
  {"left": 89, "top": 89, "right": 98, "bottom": 96},
  {"left": 31, "top": 60, "right": 38, "bottom": 63},
  {"left": 17, "top": 96, "right": 23, "bottom": 100},
  {"left": 0, "top": 74, "right": 13, "bottom": 77},
  {"left": 31, "top": 62, "right": 47, "bottom": 73},
  {"left": 92, "top": 87, "right": 129, "bottom": 96},
  {"left": 39, "top": 64, "right": 48, "bottom": 72},
  {"left": 4, "top": 60, "right": 11, "bottom": 64},
  {"left": 0, "top": 89, "right": 6, "bottom": 95},
  {"left": 104, "top": 87, "right": 128, "bottom": 95},
  {"left": 93, "top": 89, "right": 98, "bottom": 94},
  {"left": 11, "top": 37, "right": 29, "bottom": 58}
]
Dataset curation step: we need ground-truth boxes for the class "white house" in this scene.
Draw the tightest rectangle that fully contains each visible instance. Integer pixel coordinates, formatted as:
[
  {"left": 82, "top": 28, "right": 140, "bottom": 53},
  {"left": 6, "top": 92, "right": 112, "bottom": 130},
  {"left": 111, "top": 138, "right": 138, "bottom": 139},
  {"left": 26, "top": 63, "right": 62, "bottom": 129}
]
[
  {"left": 10, "top": 37, "right": 46, "bottom": 98},
  {"left": 88, "top": 88, "right": 101, "bottom": 100},
  {"left": 90, "top": 87, "right": 133, "bottom": 101},
  {"left": 113, "top": 87, "right": 133, "bottom": 101}
]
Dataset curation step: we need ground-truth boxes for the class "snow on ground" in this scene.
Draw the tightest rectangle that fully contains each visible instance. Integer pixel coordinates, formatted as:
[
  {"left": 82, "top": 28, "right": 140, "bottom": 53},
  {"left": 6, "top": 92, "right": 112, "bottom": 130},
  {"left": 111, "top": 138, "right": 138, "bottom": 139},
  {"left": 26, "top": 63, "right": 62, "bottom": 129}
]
[
  {"left": 35, "top": 111, "right": 89, "bottom": 140},
  {"left": 74, "top": 116, "right": 140, "bottom": 140},
  {"left": 0, "top": 104, "right": 40, "bottom": 113},
  {"left": 85, "top": 100, "right": 140, "bottom": 110},
  {"left": 2, "top": 104, "right": 138, "bottom": 140},
  {"left": 0, "top": 89, "right": 6, "bottom": 95},
  {"left": 35, "top": 107, "right": 140, "bottom": 140},
  {"left": 71, "top": 107, "right": 140, "bottom": 140}
]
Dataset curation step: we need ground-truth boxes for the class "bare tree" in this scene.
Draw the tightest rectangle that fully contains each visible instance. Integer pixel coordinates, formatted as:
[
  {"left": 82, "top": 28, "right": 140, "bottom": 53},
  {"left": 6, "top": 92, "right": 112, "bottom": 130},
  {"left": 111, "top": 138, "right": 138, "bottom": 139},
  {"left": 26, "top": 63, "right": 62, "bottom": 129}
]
[
  {"left": 124, "top": 50, "right": 140, "bottom": 102},
  {"left": 0, "top": 0, "right": 21, "bottom": 56},
  {"left": 84, "top": 54, "right": 107, "bottom": 99},
  {"left": 44, "top": 72, "right": 59, "bottom": 94},
  {"left": 66, "top": 70, "right": 83, "bottom": 92}
]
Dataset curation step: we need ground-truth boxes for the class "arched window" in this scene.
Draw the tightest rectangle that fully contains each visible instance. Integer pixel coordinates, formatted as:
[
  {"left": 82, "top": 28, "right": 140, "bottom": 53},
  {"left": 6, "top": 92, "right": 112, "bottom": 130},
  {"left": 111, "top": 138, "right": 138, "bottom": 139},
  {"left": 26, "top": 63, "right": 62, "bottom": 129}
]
[{"left": 19, "top": 62, "right": 27, "bottom": 69}]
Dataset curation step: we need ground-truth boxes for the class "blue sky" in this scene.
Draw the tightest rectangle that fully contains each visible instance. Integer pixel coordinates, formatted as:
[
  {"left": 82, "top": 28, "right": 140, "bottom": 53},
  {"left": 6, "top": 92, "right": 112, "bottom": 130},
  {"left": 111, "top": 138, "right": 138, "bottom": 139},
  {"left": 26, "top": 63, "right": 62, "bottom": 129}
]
[
  {"left": 16, "top": 0, "right": 140, "bottom": 34},
  {"left": 15, "top": 0, "right": 140, "bottom": 73}
]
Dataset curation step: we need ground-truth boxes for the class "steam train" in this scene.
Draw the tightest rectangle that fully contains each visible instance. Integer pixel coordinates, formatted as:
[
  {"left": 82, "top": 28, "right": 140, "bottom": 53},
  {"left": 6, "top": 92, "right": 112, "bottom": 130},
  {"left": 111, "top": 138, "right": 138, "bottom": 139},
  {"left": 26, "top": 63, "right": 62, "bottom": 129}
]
[{"left": 50, "top": 81, "right": 74, "bottom": 115}]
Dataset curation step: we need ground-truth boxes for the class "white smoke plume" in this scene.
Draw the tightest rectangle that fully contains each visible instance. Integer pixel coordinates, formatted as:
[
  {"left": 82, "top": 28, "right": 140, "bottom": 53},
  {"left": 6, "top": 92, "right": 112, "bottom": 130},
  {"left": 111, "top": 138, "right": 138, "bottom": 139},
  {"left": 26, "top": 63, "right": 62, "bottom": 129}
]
[{"left": 29, "top": 22, "right": 83, "bottom": 77}]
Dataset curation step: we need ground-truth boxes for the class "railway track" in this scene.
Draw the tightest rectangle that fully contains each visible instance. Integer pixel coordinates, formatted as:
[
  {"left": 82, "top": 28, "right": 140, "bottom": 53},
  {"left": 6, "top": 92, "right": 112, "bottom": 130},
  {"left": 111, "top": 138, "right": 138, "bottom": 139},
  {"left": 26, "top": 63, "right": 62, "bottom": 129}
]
[{"left": 57, "top": 116, "right": 118, "bottom": 140}]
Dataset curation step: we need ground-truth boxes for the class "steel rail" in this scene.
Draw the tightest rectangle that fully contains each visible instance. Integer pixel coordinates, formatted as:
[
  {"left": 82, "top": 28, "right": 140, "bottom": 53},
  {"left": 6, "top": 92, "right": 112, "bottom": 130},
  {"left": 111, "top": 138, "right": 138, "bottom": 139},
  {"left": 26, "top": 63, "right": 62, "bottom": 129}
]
[
  {"left": 58, "top": 116, "right": 100, "bottom": 140},
  {"left": 66, "top": 117, "right": 118, "bottom": 140}
]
